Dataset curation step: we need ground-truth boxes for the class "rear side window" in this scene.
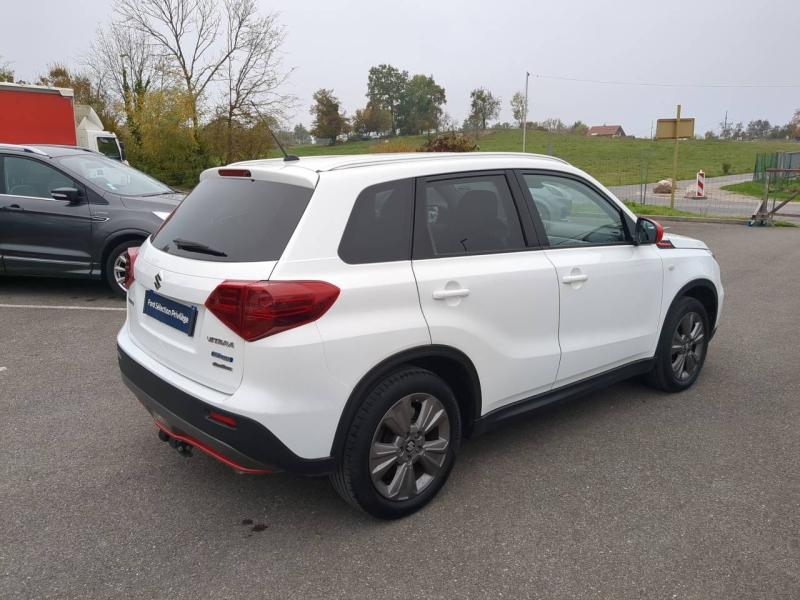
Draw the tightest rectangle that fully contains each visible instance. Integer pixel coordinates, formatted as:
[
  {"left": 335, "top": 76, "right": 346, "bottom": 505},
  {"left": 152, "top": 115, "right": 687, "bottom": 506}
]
[
  {"left": 418, "top": 174, "right": 525, "bottom": 257},
  {"left": 338, "top": 179, "right": 413, "bottom": 264},
  {"left": 151, "top": 178, "right": 312, "bottom": 262}
]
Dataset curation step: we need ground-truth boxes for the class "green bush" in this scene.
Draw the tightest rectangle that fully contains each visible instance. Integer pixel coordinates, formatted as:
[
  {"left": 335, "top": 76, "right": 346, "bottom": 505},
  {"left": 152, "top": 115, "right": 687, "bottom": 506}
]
[{"left": 722, "top": 161, "right": 732, "bottom": 174}]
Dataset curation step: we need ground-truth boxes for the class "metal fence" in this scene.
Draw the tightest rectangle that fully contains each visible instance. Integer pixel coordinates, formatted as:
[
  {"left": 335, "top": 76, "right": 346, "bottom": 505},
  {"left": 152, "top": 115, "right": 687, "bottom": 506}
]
[{"left": 754, "top": 151, "right": 800, "bottom": 183}]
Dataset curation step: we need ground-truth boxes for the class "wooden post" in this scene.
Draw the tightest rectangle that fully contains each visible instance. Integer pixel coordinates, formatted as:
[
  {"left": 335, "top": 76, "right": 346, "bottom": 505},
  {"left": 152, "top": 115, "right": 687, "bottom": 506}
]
[{"left": 670, "top": 104, "right": 681, "bottom": 209}]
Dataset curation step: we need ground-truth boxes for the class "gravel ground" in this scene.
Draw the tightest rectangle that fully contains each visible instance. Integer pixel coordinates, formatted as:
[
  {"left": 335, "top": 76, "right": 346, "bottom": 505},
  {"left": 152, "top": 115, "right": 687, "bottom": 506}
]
[{"left": 1, "top": 222, "right": 798, "bottom": 599}]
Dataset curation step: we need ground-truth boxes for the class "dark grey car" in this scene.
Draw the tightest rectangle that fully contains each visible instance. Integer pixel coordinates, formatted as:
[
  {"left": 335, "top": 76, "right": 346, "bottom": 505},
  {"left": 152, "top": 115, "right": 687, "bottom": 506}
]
[{"left": 0, "top": 144, "right": 183, "bottom": 297}]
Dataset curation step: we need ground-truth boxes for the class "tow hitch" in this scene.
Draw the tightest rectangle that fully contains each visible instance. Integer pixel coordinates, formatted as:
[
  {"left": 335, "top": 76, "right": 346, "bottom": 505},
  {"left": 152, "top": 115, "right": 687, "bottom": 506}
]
[{"left": 158, "top": 428, "right": 193, "bottom": 456}]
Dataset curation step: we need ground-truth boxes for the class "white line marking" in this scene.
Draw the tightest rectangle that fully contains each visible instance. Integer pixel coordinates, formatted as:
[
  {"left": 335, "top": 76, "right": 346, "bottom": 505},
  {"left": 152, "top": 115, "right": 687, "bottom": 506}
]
[
  {"left": 0, "top": 367, "right": 6, "bottom": 372},
  {"left": 0, "top": 303, "right": 125, "bottom": 312}
]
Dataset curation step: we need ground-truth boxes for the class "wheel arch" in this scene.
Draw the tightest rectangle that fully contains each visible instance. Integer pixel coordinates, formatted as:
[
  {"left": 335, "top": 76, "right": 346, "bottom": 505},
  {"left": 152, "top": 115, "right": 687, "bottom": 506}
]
[
  {"left": 670, "top": 278, "right": 719, "bottom": 334},
  {"left": 330, "top": 345, "right": 482, "bottom": 458},
  {"left": 100, "top": 230, "right": 149, "bottom": 275}
]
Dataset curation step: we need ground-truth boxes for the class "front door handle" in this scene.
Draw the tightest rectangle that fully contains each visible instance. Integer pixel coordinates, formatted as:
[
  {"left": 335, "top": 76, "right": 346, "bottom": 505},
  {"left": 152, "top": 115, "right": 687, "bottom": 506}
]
[
  {"left": 433, "top": 288, "right": 470, "bottom": 300},
  {"left": 2, "top": 204, "right": 23, "bottom": 211},
  {"left": 561, "top": 273, "right": 588, "bottom": 284}
]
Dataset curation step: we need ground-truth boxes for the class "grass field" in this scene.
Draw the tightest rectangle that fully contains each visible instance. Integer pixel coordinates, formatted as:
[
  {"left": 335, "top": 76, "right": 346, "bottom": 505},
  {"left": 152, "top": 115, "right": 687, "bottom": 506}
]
[
  {"left": 721, "top": 180, "right": 800, "bottom": 201},
  {"left": 623, "top": 201, "right": 701, "bottom": 218},
  {"left": 273, "top": 129, "right": 798, "bottom": 187}
]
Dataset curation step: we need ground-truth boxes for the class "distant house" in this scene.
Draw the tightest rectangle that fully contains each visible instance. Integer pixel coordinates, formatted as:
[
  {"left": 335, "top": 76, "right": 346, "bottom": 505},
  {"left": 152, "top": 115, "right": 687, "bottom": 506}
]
[{"left": 587, "top": 125, "right": 626, "bottom": 138}]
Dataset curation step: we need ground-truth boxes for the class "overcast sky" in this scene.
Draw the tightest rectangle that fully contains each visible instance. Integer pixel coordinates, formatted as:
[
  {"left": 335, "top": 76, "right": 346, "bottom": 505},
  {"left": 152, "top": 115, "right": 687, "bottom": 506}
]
[{"left": 3, "top": 0, "right": 799, "bottom": 136}]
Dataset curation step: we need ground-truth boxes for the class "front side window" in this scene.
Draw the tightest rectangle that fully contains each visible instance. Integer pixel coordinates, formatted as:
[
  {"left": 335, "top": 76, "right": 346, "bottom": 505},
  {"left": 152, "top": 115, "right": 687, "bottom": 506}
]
[
  {"left": 58, "top": 154, "right": 170, "bottom": 197},
  {"left": 338, "top": 179, "right": 413, "bottom": 264},
  {"left": 2, "top": 156, "right": 75, "bottom": 198},
  {"left": 523, "top": 174, "right": 627, "bottom": 247},
  {"left": 420, "top": 174, "right": 525, "bottom": 256}
]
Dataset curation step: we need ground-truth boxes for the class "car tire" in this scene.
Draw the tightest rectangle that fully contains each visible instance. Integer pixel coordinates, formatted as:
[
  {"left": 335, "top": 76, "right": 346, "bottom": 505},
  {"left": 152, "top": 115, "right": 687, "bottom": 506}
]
[
  {"left": 646, "top": 296, "right": 710, "bottom": 393},
  {"left": 104, "top": 240, "right": 142, "bottom": 299},
  {"left": 330, "top": 367, "right": 461, "bottom": 519}
]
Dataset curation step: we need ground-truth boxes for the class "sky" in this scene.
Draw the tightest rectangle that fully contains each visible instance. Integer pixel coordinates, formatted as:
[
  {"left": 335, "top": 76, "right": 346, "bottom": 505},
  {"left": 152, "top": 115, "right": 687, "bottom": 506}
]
[{"left": 2, "top": 0, "right": 799, "bottom": 137}]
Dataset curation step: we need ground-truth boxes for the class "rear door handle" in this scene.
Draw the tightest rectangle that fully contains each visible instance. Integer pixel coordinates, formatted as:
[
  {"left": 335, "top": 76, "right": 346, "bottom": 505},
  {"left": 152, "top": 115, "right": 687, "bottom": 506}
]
[
  {"left": 433, "top": 288, "right": 470, "bottom": 300},
  {"left": 2, "top": 204, "right": 22, "bottom": 211},
  {"left": 561, "top": 274, "right": 588, "bottom": 284}
]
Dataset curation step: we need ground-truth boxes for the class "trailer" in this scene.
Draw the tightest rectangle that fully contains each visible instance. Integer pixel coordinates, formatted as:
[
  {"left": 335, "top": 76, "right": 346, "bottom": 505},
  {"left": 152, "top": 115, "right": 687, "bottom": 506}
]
[{"left": 0, "top": 82, "right": 125, "bottom": 161}]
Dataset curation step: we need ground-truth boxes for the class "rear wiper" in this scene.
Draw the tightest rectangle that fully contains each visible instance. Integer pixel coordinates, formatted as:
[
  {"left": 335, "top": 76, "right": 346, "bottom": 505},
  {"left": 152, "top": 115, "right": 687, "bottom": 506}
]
[{"left": 172, "top": 238, "right": 227, "bottom": 257}]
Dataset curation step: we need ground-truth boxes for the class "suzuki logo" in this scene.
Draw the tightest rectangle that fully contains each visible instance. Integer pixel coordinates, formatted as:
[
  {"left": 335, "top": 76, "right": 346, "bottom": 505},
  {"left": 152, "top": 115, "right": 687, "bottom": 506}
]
[{"left": 154, "top": 272, "right": 163, "bottom": 290}]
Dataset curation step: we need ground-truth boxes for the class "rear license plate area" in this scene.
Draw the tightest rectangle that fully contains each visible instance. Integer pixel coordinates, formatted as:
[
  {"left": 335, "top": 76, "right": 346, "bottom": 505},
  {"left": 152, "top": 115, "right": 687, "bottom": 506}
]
[{"left": 143, "top": 289, "right": 198, "bottom": 336}]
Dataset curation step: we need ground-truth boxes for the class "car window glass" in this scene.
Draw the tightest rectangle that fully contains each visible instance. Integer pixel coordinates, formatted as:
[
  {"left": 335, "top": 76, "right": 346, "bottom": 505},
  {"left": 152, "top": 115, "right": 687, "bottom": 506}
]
[
  {"left": 338, "top": 179, "right": 413, "bottom": 264},
  {"left": 422, "top": 175, "right": 525, "bottom": 256},
  {"left": 3, "top": 157, "right": 75, "bottom": 199},
  {"left": 523, "top": 174, "right": 626, "bottom": 247},
  {"left": 95, "top": 137, "right": 122, "bottom": 160},
  {"left": 58, "top": 154, "right": 171, "bottom": 196},
  {"left": 151, "top": 178, "right": 312, "bottom": 263}
]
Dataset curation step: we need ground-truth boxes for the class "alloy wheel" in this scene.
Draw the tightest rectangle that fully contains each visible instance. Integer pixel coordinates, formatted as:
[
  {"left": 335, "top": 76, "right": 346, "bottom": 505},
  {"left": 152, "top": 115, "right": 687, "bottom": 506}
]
[
  {"left": 369, "top": 393, "right": 450, "bottom": 501},
  {"left": 670, "top": 311, "right": 705, "bottom": 381},
  {"left": 112, "top": 252, "right": 129, "bottom": 292}
]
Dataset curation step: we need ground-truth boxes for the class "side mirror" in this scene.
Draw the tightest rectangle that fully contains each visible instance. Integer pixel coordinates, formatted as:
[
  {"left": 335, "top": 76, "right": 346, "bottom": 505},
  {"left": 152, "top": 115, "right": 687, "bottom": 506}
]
[
  {"left": 634, "top": 217, "right": 664, "bottom": 245},
  {"left": 51, "top": 187, "right": 83, "bottom": 204}
]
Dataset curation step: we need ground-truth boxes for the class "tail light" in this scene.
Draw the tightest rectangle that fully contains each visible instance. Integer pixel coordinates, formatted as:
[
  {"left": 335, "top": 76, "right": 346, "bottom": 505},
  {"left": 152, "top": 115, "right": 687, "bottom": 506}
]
[
  {"left": 124, "top": 247, "right": 140, "bottom": 288},
  {"left": 218, "top": 168, "right": 251, "bottom": 177},
  {"left": 205, "top": 280, "right": 340, "bottom": 341}
]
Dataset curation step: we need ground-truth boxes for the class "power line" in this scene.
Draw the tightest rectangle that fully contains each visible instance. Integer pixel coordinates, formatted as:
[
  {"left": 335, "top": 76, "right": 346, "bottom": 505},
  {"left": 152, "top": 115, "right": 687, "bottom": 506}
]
[{"left": 532, "top": 74, "right": 800, "bottom": 89}]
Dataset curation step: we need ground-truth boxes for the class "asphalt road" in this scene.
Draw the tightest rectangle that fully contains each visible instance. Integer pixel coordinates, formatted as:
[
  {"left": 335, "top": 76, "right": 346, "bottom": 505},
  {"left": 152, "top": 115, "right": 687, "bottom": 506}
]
[{"left": 2, "top": 222, "right": 799, "bottom": 599}]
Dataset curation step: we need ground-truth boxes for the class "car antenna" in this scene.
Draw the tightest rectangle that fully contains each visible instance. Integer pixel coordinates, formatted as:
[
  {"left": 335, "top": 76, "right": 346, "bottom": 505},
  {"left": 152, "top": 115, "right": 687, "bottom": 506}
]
[{"left": 268, "top": 126, "right": 299, "bottom": 162}]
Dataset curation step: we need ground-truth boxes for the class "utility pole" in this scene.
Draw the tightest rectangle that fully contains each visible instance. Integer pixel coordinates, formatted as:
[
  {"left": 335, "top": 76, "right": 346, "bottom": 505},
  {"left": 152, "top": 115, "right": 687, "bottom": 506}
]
[
  {"left": 670, "top": 104, "right": 681, "bottom": 209},
  {"left": 722, "top": 110, "right": 728, "bottom": 139},
  {"left": 522, "top": 71, "right": 530, "bottom": 152}
]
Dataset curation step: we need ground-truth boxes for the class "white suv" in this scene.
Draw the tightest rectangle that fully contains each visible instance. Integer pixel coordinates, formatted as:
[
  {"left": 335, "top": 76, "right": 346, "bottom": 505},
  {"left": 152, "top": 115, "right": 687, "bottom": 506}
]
[{"left": 118, "top": 153, "right": 723, "bottom": 519}]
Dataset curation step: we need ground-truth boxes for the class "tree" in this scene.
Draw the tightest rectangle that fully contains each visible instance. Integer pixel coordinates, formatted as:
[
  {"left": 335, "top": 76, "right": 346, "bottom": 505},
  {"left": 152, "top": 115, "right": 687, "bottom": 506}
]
[
  {"left": 704, "top": 130, "right": 718, "bottom": 140},
  {"left": 469, "top": 88, "right": 500, "bottom": 130},
  {"left": 397, "top": 74, "right": 446, "bottom": 135},
  {"left": 203, "top": 114, "right": 273, "bottom": 164},
  {"left": 216, "top": 0, "right": 292, "bottom": 163},
  {"left": 293, "top": 123, "right": 311, "bottom": 144},
  {"left": 731, "top": 122, "right": 744, "bottom": 139},
  {"left": 366, "top": 64, "right": 408, "bottom": 136},
  {"left": 541, "top": 117, "right": 566, "bottom": 133},
  {"left": 438, "top": 112, "right": 457, "bottom": 132},
  {"left": 746, "top": 119, "right": 771, "bottom": 139},
  {"left": 570, "top": 120, "right": 589, "bottom": 135},
  {"left": 116, "top": 0, "right": 290, "bottom": 158},
  {"left": 352, "top": 103, "right": 392, "bottom": 138},
  {"left": 790, "top": 109, "right": 800, "bottom": 139},
  {"left": 88, "top": 25, "right": 164, "bottom": 147},
  {"left": 0, "top": 55, "right": 13, "bottom": 82},
  {"left": 510, "top": 91, "right": 526, "bottom": 129},
  {"left": 310, "top": 89, "right": 348, "bottom": 144},
  {"left": 127, "top": 87, "right": 199, "bottom": 186},
  {"left": 718, "top": 119, "right": 733, "bottom": 140}
]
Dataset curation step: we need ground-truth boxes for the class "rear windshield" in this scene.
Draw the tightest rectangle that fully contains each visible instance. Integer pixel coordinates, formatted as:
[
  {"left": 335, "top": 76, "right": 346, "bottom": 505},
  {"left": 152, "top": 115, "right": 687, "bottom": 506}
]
[{"left": 151, "top": 178, "right": 313, "bottom": 262}]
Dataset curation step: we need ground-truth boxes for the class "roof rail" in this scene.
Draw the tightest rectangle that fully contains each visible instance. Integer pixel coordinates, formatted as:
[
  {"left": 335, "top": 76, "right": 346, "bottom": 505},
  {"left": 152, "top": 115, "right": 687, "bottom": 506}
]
[
  {"left": 327, "top": 151, "right": 569, "bottom": 171},
  {"left": 0, "top": 143, "right": 49, "bottom": 156}
]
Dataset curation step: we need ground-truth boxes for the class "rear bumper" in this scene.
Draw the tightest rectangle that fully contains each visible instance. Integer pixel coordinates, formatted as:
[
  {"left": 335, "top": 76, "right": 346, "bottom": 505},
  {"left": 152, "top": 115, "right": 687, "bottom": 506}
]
[{"left": 118, "top": 346, "right": 336, "bottom": 476}]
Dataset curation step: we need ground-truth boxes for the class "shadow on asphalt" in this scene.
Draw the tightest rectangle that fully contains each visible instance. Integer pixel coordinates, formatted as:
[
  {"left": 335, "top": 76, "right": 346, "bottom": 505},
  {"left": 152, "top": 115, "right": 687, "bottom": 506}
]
[{"left": 0, "top": 275, "right": 122, "bottom": 304}]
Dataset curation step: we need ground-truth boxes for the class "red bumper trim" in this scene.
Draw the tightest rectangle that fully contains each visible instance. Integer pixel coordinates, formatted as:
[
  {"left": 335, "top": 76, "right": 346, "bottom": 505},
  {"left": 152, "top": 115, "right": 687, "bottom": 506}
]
[{"left": 153, "top": 420, "right": 273, "bottom": 475}]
